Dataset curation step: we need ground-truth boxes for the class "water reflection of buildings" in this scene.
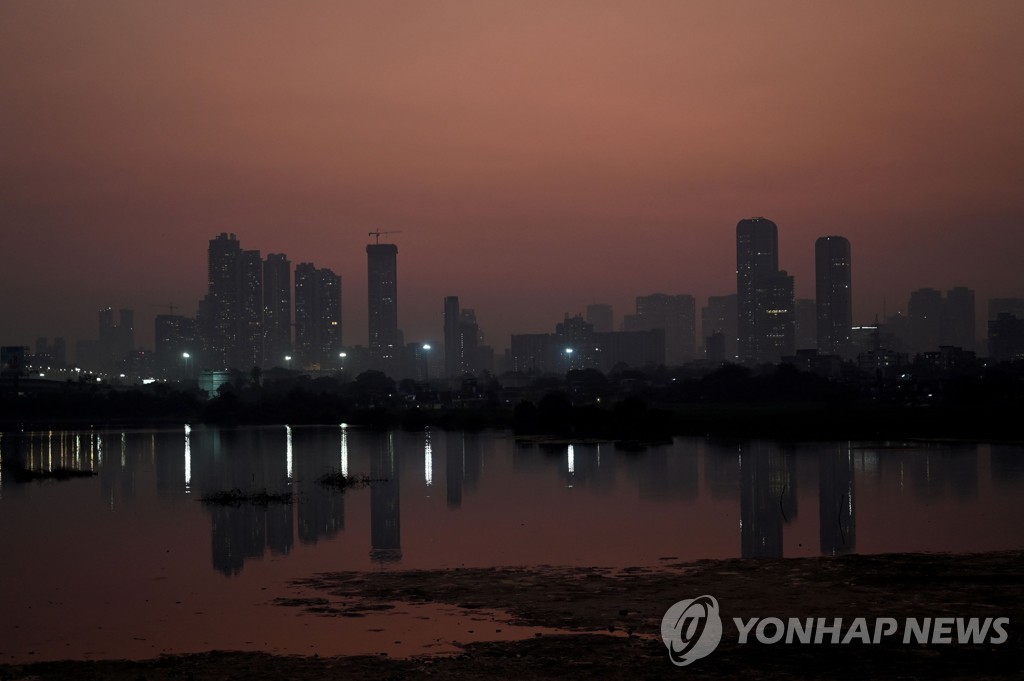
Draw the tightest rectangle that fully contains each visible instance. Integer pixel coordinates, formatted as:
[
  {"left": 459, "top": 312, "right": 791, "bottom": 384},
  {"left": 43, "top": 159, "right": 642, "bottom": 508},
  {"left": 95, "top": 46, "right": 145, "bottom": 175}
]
[
  {"left": 370, "top": 431, "right": 401, "bottom": 564},
  {"left": 293, "top": 425, "right": 346, "bottom": 545},
  {"left": 739, "top": 443, "right": 797, "bottom": 558},
  {"left": 635, "top": 441, "right": 698, "bottom": 502},
  {"left": 0, "top": 429, "right": 103, "bottom": 502},
  {"left": 991, "top": 445, "right": 1024, "bottom": 487},
  {"left": 444, "top": 431, "right": 482, "bottom": 508},
  {"left": 6, "top": 428, "right": 1023, "bottom": 569},
  {"left": 819, "top": 445, "right": 856, "bottom": 556},
  {"left": 190, "top": 427, "right": 294, "bottom": 576}
]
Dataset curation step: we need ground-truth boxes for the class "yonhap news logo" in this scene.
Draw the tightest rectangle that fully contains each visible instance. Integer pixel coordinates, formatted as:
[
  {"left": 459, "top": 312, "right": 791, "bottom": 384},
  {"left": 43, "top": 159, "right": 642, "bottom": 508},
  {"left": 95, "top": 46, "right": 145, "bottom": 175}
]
[
  {"left": 660, "top": 595, "right": 723, "bottom": 666},
  {"left": 661, "top": 595, "right": 1010, "bottom": 667}
]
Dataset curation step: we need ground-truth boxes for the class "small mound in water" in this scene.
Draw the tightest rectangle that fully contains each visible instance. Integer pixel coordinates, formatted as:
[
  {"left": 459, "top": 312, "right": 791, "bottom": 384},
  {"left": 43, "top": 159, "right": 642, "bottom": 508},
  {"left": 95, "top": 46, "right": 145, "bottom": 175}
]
[{"left": 317, "top": 469, "right": 371, "bottom": 489}]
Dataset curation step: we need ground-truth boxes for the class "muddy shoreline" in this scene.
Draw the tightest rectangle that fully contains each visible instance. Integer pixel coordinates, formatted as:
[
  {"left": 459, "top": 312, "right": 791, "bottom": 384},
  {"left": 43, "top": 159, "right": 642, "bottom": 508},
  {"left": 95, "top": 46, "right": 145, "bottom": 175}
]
[{"left": 2, "top": 551, "right": 1022, "bottom": 679}]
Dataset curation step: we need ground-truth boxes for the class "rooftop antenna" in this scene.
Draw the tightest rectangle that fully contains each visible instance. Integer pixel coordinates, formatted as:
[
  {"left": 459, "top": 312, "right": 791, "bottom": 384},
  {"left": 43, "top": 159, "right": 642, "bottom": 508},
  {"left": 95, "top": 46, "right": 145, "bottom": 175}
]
[{"left": 368, "top": 230, "right": 402, "bottom": 244}]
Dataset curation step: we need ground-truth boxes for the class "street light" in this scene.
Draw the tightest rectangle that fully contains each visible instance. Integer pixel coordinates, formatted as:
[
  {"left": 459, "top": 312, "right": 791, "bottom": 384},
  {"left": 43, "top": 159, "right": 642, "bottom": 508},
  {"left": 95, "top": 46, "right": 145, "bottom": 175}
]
[
  {"left": 421, "top": 343, "right": 432, "bottom": 381},
  {"left": 285, "top": 355, "right": 292, "bottom": 371},
  {"left": 182, "top": 352, "right": 191, "bottom": 378}
]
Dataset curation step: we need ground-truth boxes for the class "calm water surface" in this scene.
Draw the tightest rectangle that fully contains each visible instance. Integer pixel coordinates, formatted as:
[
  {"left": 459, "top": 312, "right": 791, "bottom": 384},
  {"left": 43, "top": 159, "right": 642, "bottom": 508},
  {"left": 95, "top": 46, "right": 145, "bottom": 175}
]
[{"left": 1, "top": 425, "right": 1022, "bottom": 661}]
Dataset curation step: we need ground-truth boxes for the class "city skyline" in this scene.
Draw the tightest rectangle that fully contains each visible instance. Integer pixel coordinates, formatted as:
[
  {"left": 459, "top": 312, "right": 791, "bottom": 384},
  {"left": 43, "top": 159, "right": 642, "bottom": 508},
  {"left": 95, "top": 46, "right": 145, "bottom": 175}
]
[
  {"left": 7, "top": 224, "right": 1019, "bottom": 372},
  {"left": 2, "top": 2, "right": 1024, "bottom": 352}
]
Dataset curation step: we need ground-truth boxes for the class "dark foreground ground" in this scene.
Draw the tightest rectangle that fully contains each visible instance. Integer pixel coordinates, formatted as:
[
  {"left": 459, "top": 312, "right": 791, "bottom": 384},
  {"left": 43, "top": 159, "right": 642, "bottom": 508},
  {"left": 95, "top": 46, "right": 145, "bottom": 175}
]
[{"left": 2, "top": 551, "right": 1022, "bottom": 680}]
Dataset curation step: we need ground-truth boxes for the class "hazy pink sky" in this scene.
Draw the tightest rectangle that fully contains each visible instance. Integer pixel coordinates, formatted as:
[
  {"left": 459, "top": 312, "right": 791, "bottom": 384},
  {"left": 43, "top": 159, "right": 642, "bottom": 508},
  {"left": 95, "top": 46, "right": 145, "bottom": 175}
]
[{"left": 2, "top": 1, "right": 1023, "bottom": 352}]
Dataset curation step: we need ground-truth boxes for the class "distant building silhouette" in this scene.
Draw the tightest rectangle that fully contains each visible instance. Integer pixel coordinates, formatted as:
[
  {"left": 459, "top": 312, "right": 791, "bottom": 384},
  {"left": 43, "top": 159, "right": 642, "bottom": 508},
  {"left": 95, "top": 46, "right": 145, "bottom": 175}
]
[
  {"left": 988, "top": 313, "right": 1024, "bottom": 361},
  {"left": 154, "top": 314, "right": 197, "bottom": 378},
  {"left": 815, "top": 236, "right": 852, "bottom": 356},
  {"left": 908, "top": 288, "right": 944, "bottom": 354},
  {"left": 705, "top": 331, "right": 727, "bottom": 364},
  {"left": 74, "top": 339, "right": 100, "bottom": 370},
  {"left": 509, "top": 314, "right": 664, "bottom": 373},
  {"left": 32, "top": 336, "right": 66, "bottom": 368},
  {"left": 988, "top": 298, "right": 1024, "bottom": 321},
  {"left": 633, "top": 294, "right": 696, "bottom": 364},
  {"left": 443, "top": 296, "right": 483, "bottom": 377},
  {"left": 586, "top": 303, "right": 614, "bottom": 333},
  {"left": 98, "top": 307, "right": 134, "bottom": 373},
  {"left": 795, "top": 298, "right": 817, "bottom": 351},
  {"left": 262, "top": 253, "right": 292, "bottom": 369},
  {"left": 367, "top": 243, "right": 401, "bottom": 373},
  {"left": 737, "top": 218, "right": 794, "bottom": 363},
  {"left": 944, "top": 286, "right": 976, "bottom": 352},
  {"left": 908, "top": 287, "right": 976, "bottom": 354},
  {"left": 295, "top": 263, "right": 342, "bottom": 369},
  {"left": 701, "top": 294, "right": 737, "bottom": 361}
]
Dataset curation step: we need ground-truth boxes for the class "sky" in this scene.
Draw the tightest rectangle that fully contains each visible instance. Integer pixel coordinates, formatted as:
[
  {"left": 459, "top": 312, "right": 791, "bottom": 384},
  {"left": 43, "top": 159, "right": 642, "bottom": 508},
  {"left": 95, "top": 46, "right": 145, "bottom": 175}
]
[{"left": 2, "top": 0, "right": 1023, "bottom": 353}]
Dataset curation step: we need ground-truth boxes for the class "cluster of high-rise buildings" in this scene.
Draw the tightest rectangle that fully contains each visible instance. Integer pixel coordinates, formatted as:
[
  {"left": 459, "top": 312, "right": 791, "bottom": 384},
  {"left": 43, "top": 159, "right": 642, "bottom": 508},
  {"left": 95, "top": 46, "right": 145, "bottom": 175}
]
[
  {"left": 504, "top": 219, "right": 854, "bottom": 373},
  {"left": 154, "top": 233, "right": 342, "bottom": 378},
  {"left": 8, "top": 219, "right": 1024, "bottom": 383},
  {"left": 499, "top": 217, "right": 1024, "bottom": 375}
]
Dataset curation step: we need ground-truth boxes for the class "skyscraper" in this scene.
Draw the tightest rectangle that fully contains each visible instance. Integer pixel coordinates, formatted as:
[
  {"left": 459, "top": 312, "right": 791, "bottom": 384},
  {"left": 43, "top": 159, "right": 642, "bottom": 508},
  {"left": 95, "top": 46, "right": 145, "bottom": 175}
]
[
  {"left": 457, "top": 308, "right": 481, "bottom": 375},
  {"left": 237, "top": 249, "right": 263, "bottom": 369},
  {"left": 443, "top": 296, "right": 460, "bottom": 378},
  {"left": 815, "top": 236, "right": 852, "bottom": 356},
  {"left": 263, "top": 253, "right": 292, "bottom": 368},
  {"left": 295, "top": 263, "right": 342, "bottom": 369},
  {"left": 367, "top": 243, "right": 400, "bottom": 370},
  {"left": 756, "top": 270, "right": 796, "bottom": 363},
  {"left": 204, "top": 233, "right": 242, "bottom": 368},
  {"left": 736, "top": 218, "right": 788, "bottom": 363},
  {"left": 199, "top": 233, "right": 273, "bottom": 370}
]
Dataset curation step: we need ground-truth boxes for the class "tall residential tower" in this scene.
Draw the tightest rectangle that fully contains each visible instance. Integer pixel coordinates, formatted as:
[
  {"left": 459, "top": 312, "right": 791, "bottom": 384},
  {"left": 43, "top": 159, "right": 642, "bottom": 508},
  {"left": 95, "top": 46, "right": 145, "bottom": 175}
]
[
  {"left": 367, "top": 242, "right": 400, "bottom": 370},
  {"left": 737, "top": 218, "right": 793, "bottom": 363},
  {"left": 815, "top": 236, "right": 852, "bottom": 356},
  {"left": 295, "top": 263, "right": 342, "bottom": 369}
]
